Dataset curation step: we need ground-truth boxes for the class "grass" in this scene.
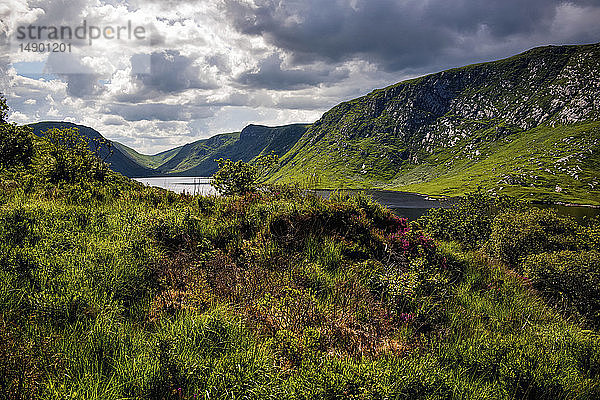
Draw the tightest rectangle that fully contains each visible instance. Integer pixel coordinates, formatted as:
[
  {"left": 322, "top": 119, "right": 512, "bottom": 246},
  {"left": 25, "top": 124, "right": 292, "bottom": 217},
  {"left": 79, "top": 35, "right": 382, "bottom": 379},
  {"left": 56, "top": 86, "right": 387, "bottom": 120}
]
[
  {"left": 2, "top": 122, "right": 600, "bottom": 398},
  {"left": 2, "top": 171, "right": 600, "bottom": 398},
  {"left": 395, "top": 122, "right": 600, "bottom": 205}
]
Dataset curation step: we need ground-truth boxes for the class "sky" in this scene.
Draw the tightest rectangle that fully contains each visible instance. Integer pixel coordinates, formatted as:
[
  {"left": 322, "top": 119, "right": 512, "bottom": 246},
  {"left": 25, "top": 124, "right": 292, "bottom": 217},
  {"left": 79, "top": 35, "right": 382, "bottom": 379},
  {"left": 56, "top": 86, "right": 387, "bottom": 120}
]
[{"left": 1, "top": 0, "right": 600, "bottom": 155}]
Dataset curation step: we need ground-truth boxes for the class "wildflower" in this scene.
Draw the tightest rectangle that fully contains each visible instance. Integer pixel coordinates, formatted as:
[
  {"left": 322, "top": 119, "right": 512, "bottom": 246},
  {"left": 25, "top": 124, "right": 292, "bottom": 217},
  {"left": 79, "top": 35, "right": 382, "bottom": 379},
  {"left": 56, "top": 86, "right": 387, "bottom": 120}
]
[{"left": 398, "top": 312, "right": 415, "bottom": 323}]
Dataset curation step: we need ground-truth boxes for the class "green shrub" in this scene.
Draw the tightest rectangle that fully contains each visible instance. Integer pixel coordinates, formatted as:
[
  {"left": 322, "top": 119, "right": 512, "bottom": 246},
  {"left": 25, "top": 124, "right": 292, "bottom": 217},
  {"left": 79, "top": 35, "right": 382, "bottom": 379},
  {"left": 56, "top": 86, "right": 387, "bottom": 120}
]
[
  {"left": 523, "top": 250, "right": 600, "bottom": 327},
  {"left": 487, "top": 208, "right": 579, "bottom": 265},
  {"left": 0, "top": 123, "right": 34, "bottom": 169},
  {"left": 211, "top": 154, "right": 278, "bottom": 196},
  {"left": 38, "top": 127, "right": 110, "bottom": 184},
  {"left": 0, "top": 96, "right": 33, "bottom": 169},
  {"left": 211, "top": 158, "right": 257, "bottom": 195},
  {"left": 579, "top": 217, "right": 600, "bottom": 251},
  {"left": 419, "top": 189, "right": 516, "bottom": 248}
]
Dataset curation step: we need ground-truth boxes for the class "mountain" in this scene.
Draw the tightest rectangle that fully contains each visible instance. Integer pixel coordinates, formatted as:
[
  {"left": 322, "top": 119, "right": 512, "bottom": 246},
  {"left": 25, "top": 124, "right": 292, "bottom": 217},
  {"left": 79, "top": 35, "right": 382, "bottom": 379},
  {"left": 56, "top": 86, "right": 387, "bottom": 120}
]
[
  {"left": 28, "top": 43, "right": 600, "bottom": 204},
  {"left": 29, "top": 121, "right": 310, "bottom": 178},
  {"left": 29, "top": 121, "right": 159, "bottom": 178},
  {"left": 155, "top": 124, "right": 309, "bottom": 176},
  {"left": 111, "top": 142, "right": 182, "bottom": 170},
  {"left": 269, "top": 42, "right": 600, "bottom": 204}
]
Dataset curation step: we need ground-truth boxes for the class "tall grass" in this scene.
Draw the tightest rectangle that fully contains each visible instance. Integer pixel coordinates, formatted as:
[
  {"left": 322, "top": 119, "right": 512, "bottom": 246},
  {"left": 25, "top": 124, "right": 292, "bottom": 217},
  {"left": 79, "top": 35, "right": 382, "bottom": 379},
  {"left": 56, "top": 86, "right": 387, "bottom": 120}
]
[{"left": 1, "top": 175, "right": 600, "bottom": 398}]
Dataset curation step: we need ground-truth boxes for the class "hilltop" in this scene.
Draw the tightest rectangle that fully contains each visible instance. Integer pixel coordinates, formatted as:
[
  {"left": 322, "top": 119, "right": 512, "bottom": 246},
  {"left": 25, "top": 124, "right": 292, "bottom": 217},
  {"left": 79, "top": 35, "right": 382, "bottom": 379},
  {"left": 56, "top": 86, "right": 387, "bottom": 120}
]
[
  {"left": 271, "top": 43, "right": 600, "bottom": 204},
  {"left": 29, "top": 43, "right": 600, "bottom": 205}
]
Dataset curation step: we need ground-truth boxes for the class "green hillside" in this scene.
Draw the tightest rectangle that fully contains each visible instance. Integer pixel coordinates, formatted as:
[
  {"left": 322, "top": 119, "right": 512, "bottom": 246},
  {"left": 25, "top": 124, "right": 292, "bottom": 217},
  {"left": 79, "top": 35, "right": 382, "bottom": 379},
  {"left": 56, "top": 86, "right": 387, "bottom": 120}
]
[
  {"left": 156, "top": 124, "right": 310, "bottom": 176},
  {"left": 270, "top": 43, "right": 600, "bottom": 205},
  {"left": 3, "top": 97, "right": 600, "bottom": 398},
  {"left": 112, "top": 142, "right": 182, "bottom": 170}
]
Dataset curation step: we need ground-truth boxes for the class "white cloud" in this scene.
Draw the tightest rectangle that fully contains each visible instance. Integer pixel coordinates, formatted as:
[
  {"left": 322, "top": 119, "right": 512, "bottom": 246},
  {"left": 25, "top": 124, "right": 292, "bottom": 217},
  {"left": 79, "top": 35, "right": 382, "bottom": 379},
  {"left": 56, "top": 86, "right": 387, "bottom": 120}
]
[{"left": 2, "top": 0, "right": 599, "bottom": 154}]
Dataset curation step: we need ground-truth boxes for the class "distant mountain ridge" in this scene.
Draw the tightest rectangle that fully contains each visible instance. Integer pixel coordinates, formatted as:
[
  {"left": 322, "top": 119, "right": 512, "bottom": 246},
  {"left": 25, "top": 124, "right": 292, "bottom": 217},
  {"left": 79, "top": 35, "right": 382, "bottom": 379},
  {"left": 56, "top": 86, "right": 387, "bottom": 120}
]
[
  {"left": 29, "top": 42, "right": 600, "bottom": 204},
  {"left": 270, "top": 42, "right": 600, "bottom": 204},
  {"left": 152, "top": 124, "right": 309, "bottom": 176},
  {"left": 29, "top": 121, "right": 310, "bottom": 178}
]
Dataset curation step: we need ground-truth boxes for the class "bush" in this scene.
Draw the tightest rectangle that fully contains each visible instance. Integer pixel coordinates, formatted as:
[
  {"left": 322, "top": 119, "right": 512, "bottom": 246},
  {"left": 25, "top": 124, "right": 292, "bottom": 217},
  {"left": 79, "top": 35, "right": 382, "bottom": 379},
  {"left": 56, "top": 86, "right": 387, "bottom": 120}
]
[
  {"left": 212, "top": 158, "right": 260, "bottom": 196},
  {"left": 0, "top": 95, "right": 34, "bottom": 169},
  {"left": 579, "top": 217, "right": 600, "bottom": 251},
  {"left": 487, "top": 208, "right": 579, "bottom": 266},
  {"left": 419, "top": 189, "right": 515, "bottom": 248},
  {"left": 211, "top": 154, "right": 278, "bottom": 196},
  {"left": 523, "top": 250, "right": 600, "bottom": 327},
  {"left": 38, "top": 127, "right": 110, "bottom": 183},
  {"left": 0, "top": 123, "right": 34, "bottom": 169},
  {"left": 0, "top": 94, "right": 8, "bottom": 123}
]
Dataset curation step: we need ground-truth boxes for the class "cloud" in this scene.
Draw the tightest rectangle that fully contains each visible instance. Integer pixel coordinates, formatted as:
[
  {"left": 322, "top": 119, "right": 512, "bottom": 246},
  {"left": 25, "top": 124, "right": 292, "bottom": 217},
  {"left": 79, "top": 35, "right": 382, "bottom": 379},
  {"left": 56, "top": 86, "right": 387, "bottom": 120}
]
[
  {"left": 113, "top": 50, "right": 219, "bottom": 103},
  {"left": 274, "top": 94, "right": 336, "bottom": 110},
  {"left": 102, "top": 102, "right": 214, "bottom": 122},
  {"left": 43, "top": 53, "right": 105, "bottom": 98},
  {"left": 103, "top": 115, "right": 127, "bottom": 125},
  {"left": 235, "top": 53, "right": 349, "bottom": 89},
  {"left": 224, "top": 0, "right": 600, "bottom": 72},
  {"left": 135, "top": 50, "right": 217, "bottom": 93}
]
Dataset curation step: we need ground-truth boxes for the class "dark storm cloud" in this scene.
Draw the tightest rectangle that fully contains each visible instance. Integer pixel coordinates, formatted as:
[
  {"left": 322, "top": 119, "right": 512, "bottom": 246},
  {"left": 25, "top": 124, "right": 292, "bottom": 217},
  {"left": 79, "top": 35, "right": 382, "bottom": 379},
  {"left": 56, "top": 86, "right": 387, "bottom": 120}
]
[
  {"left": 62, "top": 74, "right": 105, "bottom": 98},
  {"left": 103, "top": 103, "right": 213, "bottom": 122},
  {"left": 113, "top": 51, "right": 218, "bottom": 103},
  {"left": 134, "top": 50, "right": 216, "bottom": 93},
  {"left": 224, "top": 0, "right": 599, "bottom": 72},
  {"left": 45, "top": 53, "right": 104, "bottom": 98},
  {"left": 236, "top": 54, "right": 349, "bottom": 89}
]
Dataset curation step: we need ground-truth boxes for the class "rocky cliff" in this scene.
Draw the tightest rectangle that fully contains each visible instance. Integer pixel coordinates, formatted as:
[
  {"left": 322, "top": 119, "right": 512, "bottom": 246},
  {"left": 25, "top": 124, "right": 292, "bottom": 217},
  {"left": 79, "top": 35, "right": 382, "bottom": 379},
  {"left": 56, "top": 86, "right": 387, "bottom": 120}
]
[{"left": 271, "top": 43, "right": 600, "bottom": 204}]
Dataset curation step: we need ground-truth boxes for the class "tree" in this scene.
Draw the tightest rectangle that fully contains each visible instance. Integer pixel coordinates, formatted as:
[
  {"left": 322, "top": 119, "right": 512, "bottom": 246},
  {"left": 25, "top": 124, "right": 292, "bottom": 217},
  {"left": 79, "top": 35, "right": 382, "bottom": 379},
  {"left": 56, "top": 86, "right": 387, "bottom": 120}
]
[
  {"left": 0, "top": 95, "right": 34, "bottom": 169},
  {"left": 210, "top": 154, "right": 279, "bottom": 196},
  {"left": 0, "top": 94, "right": 8, "bottom": 123},
  {"left": 40, "top": 127, "right": 110, "bottom": 183}
]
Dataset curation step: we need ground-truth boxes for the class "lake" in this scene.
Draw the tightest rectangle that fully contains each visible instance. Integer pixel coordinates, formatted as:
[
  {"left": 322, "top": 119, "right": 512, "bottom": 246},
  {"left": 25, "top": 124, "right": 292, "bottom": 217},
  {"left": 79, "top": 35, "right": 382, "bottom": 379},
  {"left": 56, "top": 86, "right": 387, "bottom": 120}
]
[
  {"left": 134, "top": 177, "right": 443, "bottom": 219},
  {"left": 135, "top": 177, "right": 218, "bottom": 196},
  {"left": 314, "top": 189, "right": 445, "bottom": 220},
  {"left": 134, "top": 177, "right": 600, "bottom": 221}
]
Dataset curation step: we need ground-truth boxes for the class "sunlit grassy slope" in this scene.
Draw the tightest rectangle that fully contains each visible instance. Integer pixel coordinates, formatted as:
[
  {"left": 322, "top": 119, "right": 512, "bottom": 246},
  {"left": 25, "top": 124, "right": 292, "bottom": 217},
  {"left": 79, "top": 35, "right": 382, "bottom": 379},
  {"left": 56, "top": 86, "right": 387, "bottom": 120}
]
[
  {"left": 112, "top": 142, "right": 182, "bottom": 169},
  {"left": 269, "top": 43, "right": 600, "bottom": 205},
  {"left": 394, "top": 122, "right": 600, "bottom": 204},
  {"left": 2, "top": 122, "right": 600, "bottom": 398}
]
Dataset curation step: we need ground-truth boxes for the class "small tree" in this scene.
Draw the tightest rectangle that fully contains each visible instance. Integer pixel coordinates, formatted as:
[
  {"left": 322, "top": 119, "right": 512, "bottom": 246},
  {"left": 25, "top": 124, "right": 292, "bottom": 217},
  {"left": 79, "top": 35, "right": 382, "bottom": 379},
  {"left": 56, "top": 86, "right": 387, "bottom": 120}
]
[
  {"left": 0, "top": 95, "right": 34, "bottom": 169},
  {"left": 0, "top": 94, "right": 9, "bottom": 123},
  {"left": 40, "top": 127, "right": 110, "bottom": 183},
  {"left": 211, "top": 154, "right": 278, "bottom": 196},
  {"left": 0, "top": 123, "right": 34, "bottom": 169}
]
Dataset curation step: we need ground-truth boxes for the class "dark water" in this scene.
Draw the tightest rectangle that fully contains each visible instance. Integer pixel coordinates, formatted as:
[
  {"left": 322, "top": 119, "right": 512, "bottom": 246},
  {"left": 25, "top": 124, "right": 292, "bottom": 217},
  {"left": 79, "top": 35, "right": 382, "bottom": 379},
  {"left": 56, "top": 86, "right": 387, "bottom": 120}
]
[
  {"left": 314, "top": 189, "right": 444, "bottom": 220},
  {"left": 134, "top": 177, "right": 600, "bottom": 221},
  {"left": 534, "top": 203, "right": 600, "bottom": 223}
]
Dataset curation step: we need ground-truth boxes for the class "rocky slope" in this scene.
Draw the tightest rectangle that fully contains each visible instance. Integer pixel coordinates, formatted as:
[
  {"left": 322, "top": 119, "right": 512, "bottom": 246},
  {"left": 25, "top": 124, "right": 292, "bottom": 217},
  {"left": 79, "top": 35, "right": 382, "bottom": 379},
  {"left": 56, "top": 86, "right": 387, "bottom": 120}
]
[{"left": 271, "top": 42, "right": 600, "bottom": 204}]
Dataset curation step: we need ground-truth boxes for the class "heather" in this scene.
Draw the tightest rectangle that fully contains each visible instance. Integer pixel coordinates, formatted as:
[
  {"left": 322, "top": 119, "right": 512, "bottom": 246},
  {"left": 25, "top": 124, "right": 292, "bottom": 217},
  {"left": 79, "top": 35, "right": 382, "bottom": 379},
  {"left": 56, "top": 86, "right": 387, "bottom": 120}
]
[{"left": 2, "top": 118, "right": 600, "bottom": 398}]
